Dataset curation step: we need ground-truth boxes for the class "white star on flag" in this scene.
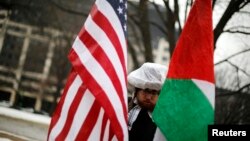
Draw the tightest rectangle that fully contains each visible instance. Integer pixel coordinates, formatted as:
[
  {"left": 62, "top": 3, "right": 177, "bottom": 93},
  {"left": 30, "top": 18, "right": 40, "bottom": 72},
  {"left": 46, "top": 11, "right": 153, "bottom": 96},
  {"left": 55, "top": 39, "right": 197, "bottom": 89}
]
[{"left": 117, "top": 6, "right": 123, "bottom": 14}]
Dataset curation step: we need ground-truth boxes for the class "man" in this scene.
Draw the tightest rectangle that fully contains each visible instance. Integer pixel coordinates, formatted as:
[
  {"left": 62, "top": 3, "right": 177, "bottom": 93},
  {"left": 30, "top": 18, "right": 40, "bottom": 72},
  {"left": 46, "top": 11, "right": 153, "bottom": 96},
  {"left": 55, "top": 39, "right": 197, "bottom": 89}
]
[{"left": 128, "top": 62, "right": 167, "bottom": 141}]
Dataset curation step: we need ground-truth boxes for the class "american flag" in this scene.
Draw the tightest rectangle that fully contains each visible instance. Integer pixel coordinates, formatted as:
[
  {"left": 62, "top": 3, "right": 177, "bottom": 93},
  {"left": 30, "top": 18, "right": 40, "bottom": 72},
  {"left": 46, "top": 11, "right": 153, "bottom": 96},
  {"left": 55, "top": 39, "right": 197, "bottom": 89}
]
[{"left": 47, "top": 0, "right": 128, "bottom": 140}]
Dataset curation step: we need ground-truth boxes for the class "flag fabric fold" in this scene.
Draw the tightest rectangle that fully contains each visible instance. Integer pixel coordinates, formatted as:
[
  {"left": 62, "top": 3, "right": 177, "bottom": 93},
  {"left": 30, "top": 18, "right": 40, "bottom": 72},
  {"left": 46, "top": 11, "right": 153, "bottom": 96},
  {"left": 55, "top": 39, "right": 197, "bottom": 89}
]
[
  {"left": 152, "top": 0, "right": 214, "bottom": 141},
  {"left": 47, "top": 0, "right": 128, "bottom": 140}
]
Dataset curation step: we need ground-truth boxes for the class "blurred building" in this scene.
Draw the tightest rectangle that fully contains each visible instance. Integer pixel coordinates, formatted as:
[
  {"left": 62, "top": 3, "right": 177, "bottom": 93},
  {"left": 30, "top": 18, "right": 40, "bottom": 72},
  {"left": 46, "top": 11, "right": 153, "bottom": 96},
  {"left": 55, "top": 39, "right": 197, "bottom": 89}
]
[
  {"left": 153, "top": 38, "right": 170, "bottom": 66},
  {"left": 0, "top": 8, "right": 73, "bottom": 114}
]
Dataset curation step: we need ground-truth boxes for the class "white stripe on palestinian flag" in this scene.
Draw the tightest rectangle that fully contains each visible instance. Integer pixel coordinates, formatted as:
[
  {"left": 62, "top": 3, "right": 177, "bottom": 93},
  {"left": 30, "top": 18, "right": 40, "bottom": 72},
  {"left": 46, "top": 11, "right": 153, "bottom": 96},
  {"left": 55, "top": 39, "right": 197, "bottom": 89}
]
[{"left": 192, "top": 79, "right": 215, "bottom": 109}]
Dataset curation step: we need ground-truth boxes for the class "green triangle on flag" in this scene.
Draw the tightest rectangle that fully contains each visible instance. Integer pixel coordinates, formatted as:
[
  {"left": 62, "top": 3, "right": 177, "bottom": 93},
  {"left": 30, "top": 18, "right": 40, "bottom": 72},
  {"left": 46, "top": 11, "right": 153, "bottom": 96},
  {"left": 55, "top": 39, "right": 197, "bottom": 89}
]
[{"left": 152, "top": 0, "right": 215, "bottom": 141}]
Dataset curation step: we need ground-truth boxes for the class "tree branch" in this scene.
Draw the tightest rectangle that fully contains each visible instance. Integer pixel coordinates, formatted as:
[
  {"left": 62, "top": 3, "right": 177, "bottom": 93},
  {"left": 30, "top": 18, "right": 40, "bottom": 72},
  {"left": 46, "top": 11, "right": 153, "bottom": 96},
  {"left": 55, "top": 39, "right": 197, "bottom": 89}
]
[
  {"left": 213, "top": 0, "right": 245, "bottom": 48},
  {"left": 150, "top": 1, "right": 166, "bottom": 28},
  {"left": 128, "top": 40, "right": 140, "bottom": 69},
  {"left": 212, "top": 0, "right": 217, "bottom": 10},
  {"left": 239, "top": 1, "right": 250, "bottom": 9},
  {"left": 149, "top": 21, "right": 168, "bottom": 35},
  {"left": 238, "top": 11, "right": 250, "bottom": 15},
  {"left": 49, "top": 0, "right": 88, "bottom": 17},
  {"left": 215, "top": 48, "right": 250, "bottom": 66},
  {"left": 127, "top": 18, "right": 143, "bottom": 53},
  {"left": 225, "top": 26, "right": 250, "bottom": 31},
  {"left": 226, "top": 60, "right": 250, "bottom": 78},
  {"left": 224, "top": 30, "right": 250, "bottom": 35},
  {"left": 237, "top": 83, "right": 250, "bottom": 93},
  {"left": 129, "top": 14, "right": 140, "bottom": 26},
  {"left": 183, "top": 0, "right": 194, "bottom": 22},
  {"left": 174, "top": 0, "right": 182, "bottom": 33},
  {"left": 128, "top": 0, "right": 139, "bottom": 9}
]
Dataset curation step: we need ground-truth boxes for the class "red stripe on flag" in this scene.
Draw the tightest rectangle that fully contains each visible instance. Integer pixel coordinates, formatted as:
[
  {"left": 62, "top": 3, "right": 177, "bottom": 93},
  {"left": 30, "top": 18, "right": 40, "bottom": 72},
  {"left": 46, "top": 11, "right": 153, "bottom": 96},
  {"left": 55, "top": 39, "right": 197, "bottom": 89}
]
[
  {"left": 47, "top": 69, "right": 77, "bottom": 139},
  {"left": 68, "top": 49, "right": 124, "bottom": 140},
  {"left": 109, "top": 124, "right": 115, "bottom": 141},
  {"left": 75, "top": 100, "right": 101, "bottom": 140},
  {"left": 89, "top": 4, "right": 127, "bottom": 81},
  {"left": 55, "top": 84, "right": 87, "bottom": 140},
  {"left": 100, "top": 113, "right": 108, "bottom": 140},
  {"left": 78, "top": 28, "right": 127, "bottom": 121}
]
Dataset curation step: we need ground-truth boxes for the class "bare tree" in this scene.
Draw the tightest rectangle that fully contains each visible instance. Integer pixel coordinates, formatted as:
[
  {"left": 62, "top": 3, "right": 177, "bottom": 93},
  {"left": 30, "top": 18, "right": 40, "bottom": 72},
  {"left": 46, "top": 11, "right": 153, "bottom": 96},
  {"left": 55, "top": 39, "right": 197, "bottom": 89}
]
[
  {"left": 1, "top": 0, "right": 250, "bottom": 122},
  {"left": 127, "top": 0, "right": 250, "bottom": 124}
]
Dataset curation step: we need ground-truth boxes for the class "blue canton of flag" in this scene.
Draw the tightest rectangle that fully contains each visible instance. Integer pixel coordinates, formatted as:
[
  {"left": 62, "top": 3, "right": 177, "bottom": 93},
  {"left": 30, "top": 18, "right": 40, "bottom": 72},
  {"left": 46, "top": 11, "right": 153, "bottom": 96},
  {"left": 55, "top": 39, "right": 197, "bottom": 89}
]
[{"left": 107, "top": 0, "right": 127, "bottom": 35}]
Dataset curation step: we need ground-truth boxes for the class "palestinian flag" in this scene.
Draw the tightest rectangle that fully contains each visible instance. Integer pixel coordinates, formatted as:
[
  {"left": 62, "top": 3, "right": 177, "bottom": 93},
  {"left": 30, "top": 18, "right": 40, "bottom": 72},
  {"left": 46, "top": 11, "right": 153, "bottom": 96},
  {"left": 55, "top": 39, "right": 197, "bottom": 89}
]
[{"left": 152, "top": 0, "right": 214, "bottom": 141}]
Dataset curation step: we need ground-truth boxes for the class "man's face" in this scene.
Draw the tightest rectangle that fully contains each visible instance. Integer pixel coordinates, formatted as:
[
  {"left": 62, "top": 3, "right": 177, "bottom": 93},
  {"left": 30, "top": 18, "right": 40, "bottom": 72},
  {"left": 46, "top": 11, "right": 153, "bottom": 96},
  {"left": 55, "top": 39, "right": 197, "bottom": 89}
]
[{"left": 136, "top": 88, "right": 159, "bottom": 112}]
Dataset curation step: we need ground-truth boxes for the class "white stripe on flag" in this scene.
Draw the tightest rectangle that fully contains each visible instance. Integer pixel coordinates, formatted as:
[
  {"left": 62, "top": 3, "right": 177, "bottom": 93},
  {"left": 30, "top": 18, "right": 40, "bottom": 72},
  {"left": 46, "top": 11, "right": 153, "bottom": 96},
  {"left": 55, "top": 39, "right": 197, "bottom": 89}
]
[
  {"left": 192, "top": 79, "right": 215, "bottom": 108},
  {"left": 95, "top": 0, "right": 127, "bottom": 68},
  {"left": 103, "top": 120, "right": 111, "bottom": 141},
  {"left": 72, "top": 37, "right": 127, "bottom": 138},
  {"left": 48, "top": 75, "right": 82, "bottom": 141},
  {"left": 112, "top": 135, "right": 118, "bottom": 141},
  {"left": 84, "top": 16, "right": 127, "bottom": 105},
  {"left": 65, "top": 89, "right": 95, "bottom": 140},
  {"left": 88, "top": 108, "right": 104, "bottom": 140}
]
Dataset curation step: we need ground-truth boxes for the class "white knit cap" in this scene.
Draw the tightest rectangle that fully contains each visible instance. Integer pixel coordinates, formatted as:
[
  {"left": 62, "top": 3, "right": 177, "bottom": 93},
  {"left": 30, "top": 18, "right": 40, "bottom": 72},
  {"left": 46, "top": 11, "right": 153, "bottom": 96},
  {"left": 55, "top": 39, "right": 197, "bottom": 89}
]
[{"left": 128, "top": 62, "right": 168, "bottom": 91}]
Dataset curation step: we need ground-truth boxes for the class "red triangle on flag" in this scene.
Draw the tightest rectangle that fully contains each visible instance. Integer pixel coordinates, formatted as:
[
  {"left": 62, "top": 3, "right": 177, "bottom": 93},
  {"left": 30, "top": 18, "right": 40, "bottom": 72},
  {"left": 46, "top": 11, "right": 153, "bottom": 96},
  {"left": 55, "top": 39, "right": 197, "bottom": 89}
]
[{"left": 167, "top": 0, "right": 214, "bottom": 84}]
